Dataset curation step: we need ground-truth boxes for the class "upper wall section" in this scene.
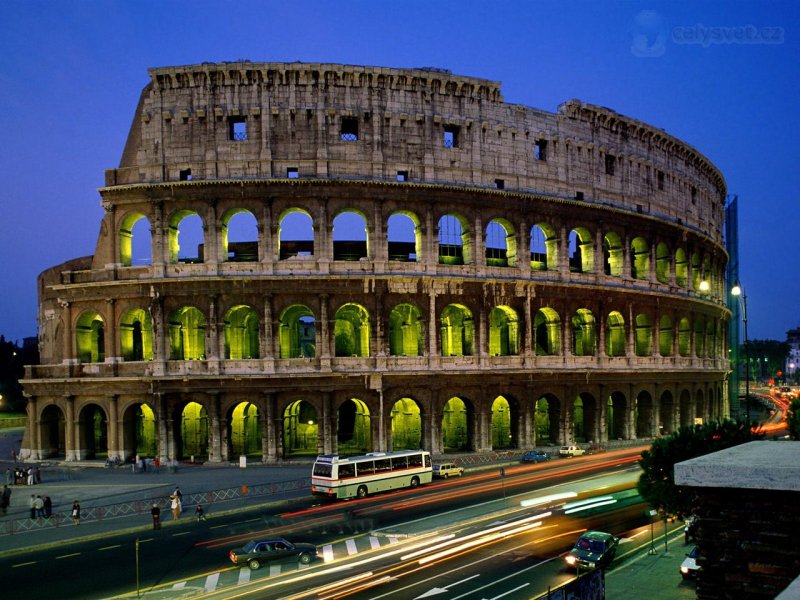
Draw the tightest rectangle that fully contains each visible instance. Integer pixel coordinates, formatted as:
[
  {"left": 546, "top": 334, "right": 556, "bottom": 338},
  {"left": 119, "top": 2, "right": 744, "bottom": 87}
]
[{"left": 105, "top": 61, "right": 727, "bottom": 242}]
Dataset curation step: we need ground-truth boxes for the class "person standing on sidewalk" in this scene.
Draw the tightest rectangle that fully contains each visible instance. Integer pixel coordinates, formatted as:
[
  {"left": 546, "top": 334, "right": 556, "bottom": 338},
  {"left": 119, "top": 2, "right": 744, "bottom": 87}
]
[
  {"left": 34, "top": 495, "right": 44, "bottom": 518},
  {"left": 71, "top": 500, "right": 81, "bottom": 525},
  {"left": 0, "top": 485, "right": 10, "bottom": 515},
  {"left": 151, "top": 503, "right": 161, "bottom": 529},
  {"left": 170, "top": 494, "right": 181, "bottom": 520},
  {"left": 43, "top": 496, "right": 52, "bottom": 518}
]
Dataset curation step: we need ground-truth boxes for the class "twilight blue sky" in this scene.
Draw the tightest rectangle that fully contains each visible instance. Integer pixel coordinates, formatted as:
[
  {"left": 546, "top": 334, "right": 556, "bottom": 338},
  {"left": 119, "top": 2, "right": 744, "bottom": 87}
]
[{"left": 0, "top": 0, "right": 798, "bottom": 344}]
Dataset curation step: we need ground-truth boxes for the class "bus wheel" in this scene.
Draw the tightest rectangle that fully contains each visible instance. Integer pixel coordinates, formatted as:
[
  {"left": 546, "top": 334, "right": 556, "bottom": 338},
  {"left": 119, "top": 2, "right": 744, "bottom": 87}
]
[
  {"left": 357, "top": 485, "right": 368, "bottom": 498},
  {"left": 410, "top": 476, "right": 420, "bottom": 488}
]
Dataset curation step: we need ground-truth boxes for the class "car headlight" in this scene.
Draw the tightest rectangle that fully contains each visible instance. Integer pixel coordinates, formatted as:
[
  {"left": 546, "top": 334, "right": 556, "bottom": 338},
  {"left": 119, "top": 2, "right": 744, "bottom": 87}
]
[
  {"left": 566, "top": 555, "right": 577, "bottom": 565},
  {"left": 681, "top": 566, "right": 689, "bottom": 574}
]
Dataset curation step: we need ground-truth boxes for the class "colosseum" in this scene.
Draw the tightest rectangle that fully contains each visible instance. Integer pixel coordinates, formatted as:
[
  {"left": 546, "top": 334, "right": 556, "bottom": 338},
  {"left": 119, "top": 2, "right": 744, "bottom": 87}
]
[{"left": 20, "top": 61, "right": 730, "bottom": 464}]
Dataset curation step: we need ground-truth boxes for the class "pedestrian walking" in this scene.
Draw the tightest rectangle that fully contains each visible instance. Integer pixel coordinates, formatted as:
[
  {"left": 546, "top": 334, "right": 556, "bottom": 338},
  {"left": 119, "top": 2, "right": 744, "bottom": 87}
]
[
  {"left": 174, "top": 487, "right": 183, "bottom": 512},
  {"left": 44, "top": 496, "right": 52, "bottom": 517},
  {"left": 34, "top": 495, "right": 44, "bottom": 518},
  {"left": 195, "top": 503, "right": 207, "bottom": 522},
  {"left": 4, "top": 468, "right": 12, "bottom": 486},
  {"left": 170, "top": 494, "right": 181, "bottom": 520},
  {"left": 71, "top": 500, "right": 81, "bottom": 525},
  {"left": 29, "top": 494, "right": 36, "bottom": 519},
  {"left": 26, "top": 467, "right": 34, "bottom": 486},
  {"left": 35, "top": 466, "right": 41, "bottom": 484},
  {"left": 0, "top": 485, "right": 10, "bottom": 515},
  {"left": 151, "top": 503, "right": 161, "bottom": 529}
]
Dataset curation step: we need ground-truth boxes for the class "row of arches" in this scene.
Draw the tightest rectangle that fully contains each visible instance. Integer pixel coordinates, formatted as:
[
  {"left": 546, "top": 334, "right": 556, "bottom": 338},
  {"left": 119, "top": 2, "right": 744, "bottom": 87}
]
[
  {"left": 32, "top": 385, "right": 723, "bottom": 462},
  {"left": 74, "top": 301, "right": 725, "bottom": 363},
  {"left": 118, "top": 206, "right": 725, "bottom": 299}
]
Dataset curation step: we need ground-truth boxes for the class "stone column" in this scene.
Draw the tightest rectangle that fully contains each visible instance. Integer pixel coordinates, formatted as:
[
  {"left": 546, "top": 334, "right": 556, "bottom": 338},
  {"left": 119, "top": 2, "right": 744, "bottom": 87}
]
[
  {"left": 108, "top": 395, "right": 119, "bottom": 460},
  {"left": 622, "top": 234, "right": 632, "bottom": 279},
  {"left": 60, "top": 300, "right": 73, "bottom": 363},
  {"left": 558, "top": 224, "right": 569, "bottom": 276},
  {"left": 27, "top": 396, "right": 40, "bottom": 460},
  {"left": 151, "top": 200, "right": 166, "bottom": 276},
  {"left": 65, "top": 394, "right": 76, "bottom": 461},
  {"left": 322, "top": 392, "right": 333, "bottom": 455},
  {"left": 262, "top": 392, "right": 277, "bottom": 462},
  {"left": 209, "top": 393, "right": 222, "bottom": 462}
]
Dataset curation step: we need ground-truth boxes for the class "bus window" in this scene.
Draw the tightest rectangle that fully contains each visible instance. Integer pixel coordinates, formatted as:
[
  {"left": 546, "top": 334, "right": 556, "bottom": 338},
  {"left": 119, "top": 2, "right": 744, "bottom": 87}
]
[
  {"left": 408, "top": 453, "right": 423, "bottom": 468},
  {"left": 391, "top": 456, "right": 407, "bottom": 471},
  {"left": 424, "top": 454, "right": 431, "bottom": 467},
  {"left": 356, "top": 461, "right": 375, "bottom": 476},
  {"left": 375, "top": 458, "right": 391, "bottom": 473},
  {"left": 339, "top": 463, "right": 355, "bottom": 479},
  {"left": 313, "top": 463, "right": 332, "bottom": 477}
]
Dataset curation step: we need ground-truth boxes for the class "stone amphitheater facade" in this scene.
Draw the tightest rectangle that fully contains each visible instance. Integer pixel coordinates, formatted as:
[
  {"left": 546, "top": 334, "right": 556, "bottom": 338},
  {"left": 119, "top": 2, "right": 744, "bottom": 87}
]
[{"left": 20, "top": 62, "right": 730, "bottom": 463}]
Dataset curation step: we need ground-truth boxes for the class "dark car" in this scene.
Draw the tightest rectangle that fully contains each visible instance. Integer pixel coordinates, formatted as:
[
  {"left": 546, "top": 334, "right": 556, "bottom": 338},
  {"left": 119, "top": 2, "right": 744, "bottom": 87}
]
[
  {"left": 229, "top": 537, "right": 318, "bottom": 570},
  {"left": 521, "top": 450, "right": 551, "bottom": 463},
  {"left": 564, "top": 530, "right": 619, "bottom": 570}
]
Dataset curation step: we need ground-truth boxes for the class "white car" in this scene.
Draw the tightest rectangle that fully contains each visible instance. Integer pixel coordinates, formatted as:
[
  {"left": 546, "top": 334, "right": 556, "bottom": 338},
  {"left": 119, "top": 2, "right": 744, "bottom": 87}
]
[
  {"left": 558, "top": 445, "right": 586, "bottom": 457},
  {"left": 680, "top": 546, "right": 700, "bottom": 579},
  {"left": 432, "top": 463, "right": 464, "bottom": 478}
]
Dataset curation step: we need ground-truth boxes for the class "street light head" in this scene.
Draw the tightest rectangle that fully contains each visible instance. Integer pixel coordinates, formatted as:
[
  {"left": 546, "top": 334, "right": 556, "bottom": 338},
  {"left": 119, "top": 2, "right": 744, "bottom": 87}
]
[
  {"left": 731, "top": 285, "right": 742, "bottom": 297},
  {"left": 699, "top": 280, "right": 710, "bottom": 292}
]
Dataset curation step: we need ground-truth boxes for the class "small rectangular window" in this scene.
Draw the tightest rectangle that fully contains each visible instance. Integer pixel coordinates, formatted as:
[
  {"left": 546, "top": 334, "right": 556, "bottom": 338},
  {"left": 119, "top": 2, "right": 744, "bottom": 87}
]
[
  {"left": 605, "top": 154, "right": 616, "bottom": 176},
  {"left": 534, "top": 139, "right": 547, "bottom": 161},
  {"left": 657, "top": 170, "right": 665, "bottom": 190},
  {"left": 287, "top": 168, "right": 299, "bottom": 179},
  {"left": 340, "top": 117, "right": 358, "bottom": 141},
  {"left": 495, "top": 178, "right": 505, "bottom": 190},
  {"left": 228, "top": 117, "right": 247, "bottom": 141},
  {"left": 443, "top": 124, "right": 459, "bottom": 148},
  {"left": 397, "top": 170, "right": 408, "bottom": 182},
  {"left": 179, "top": 168, "right": 192, "bottom": 181},
  {"left": 691, "top": 186, "right": 697, "bottom": 204}
]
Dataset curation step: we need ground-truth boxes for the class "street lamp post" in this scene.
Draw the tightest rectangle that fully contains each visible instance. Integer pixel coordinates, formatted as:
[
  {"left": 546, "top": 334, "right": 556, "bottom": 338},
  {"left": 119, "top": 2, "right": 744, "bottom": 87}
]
[{"left": 731, "top": 285, "right": 750, "bottom": 423}]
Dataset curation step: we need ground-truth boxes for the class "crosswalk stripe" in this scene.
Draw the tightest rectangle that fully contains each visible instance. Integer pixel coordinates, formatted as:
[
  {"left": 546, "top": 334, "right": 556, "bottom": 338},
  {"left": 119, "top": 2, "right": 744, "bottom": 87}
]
[
  {"left": 369, "top": 536, "right": 381, "bottom": 550},
  {"left": 237, "top": 568, "right": 251, "bottom": 585},
  {"left": 346, "top": 539, "right": 358, "bottom": 555},
  {"left": 204, "top": 573, "right": 219, "bottom": 592},
  {"left": 172, "top": 582, "right": 186, "bottom": 589},
  {"left": 269, "top": 564, "right": 281, "bottom": 576},
  {"left": 323, "top": 544, "right": 334, "bottom": 562}
]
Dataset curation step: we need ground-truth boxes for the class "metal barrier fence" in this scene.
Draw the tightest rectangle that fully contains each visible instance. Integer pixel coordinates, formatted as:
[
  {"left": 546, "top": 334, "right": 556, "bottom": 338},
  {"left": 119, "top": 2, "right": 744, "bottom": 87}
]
[{"left": 0, "top": 476, "right": 311, "bottom": 536}]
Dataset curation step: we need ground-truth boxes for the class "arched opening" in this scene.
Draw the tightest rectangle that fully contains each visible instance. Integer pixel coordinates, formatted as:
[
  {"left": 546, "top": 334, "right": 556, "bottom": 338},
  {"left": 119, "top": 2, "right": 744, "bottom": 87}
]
[
  {"left": 168, "top": 306, "right": 206, "bottom": 360},
  {"left": 337, "top": 398, "right": 371, "bottom": 454},
  {"left": 675, "top": 248, "right": 688, "bottom": 287},
  {"left": 224, "top": 305, "right": 260, "bottom": 359},
  {"left": 390, "top": 398, "right": 422, "bottom": 450},
  {"left": 603, "top": 231, "right": 623, "bottom": 277},
  {"left": 440, "top": 304, "right": 474, "bottom": 356},
  {"left": 333, "top": 210, "right": 369, "bottom": 261},
  {"left": 694, "top": 317, "right": 706, "bottom": 358},
  {"left": 334, "top": 304, "right": 370, "bottom": 357},
  {"left": 438, "top": 214, "right": 471, "bottom": 265},
  {"left": 169, "top": 210, "right": 204, "bottom": 263},
  {"left": 635, "top": 391, "right": 654, "bottom": 438},
  {"left": 77, "top": 403, "right": 108, "bottom": 460},
  {"left": 39, "top": 404, "right": 66, "bottom": 459},
  {"left": 530, "top": 223, "right": 557, "bottom": 271},
  {"left": 659, "top": 315, "right": 674, "bottom": 356},
  {"left": 442, "top": 396, "right": 471, "bottom": 452},
  {"left": 678, "top": 317, "right": 692, "bottom": 356},
  {"left": 534, "top": 395, "right": 560, "bottom": 446},
  {"left": 572, "top": 309, "right": 596, "bottom": 356},
  {"left": 534, "top": 308, "right": 561, "bottom": 355},
  {"left": 279, "top": 209, "right": 314, "bottom": 259},
  {"left": 76, "top": 311, "right": 105, "bottom": 363},
  {"left": 695, "top": 390, "right": 706, "bottom": 424},
  {"left": 119, "top": 212, "right": 152, "bottom": 267},
  {"left": 608, "top": 392, "right": 627, "bottom": 440},
  {"left": 631, "top": 237, "right": 650, "bottom": 280},
  {"left": 635, "top": 313, "right": 653, "bottom": 356},
  {"left": 490, "top": 396, "right": 514, "bottom": 449},
  {"left": 222, "top": 209, "right": 259, "bottom": 262},
  {"left": 387, "top": 211, "right": 420, "bottom": 262},
  {"left": 655, "top": 242, "right": 670, "bottom": 283},
  {"left": 279, "top": 305, "right": 316, "bottom": 358},
  {"left": 659, "top": 390, "right": 674, "bottom": 435},
  {"left": 486, "top": 219, "right": 515, "bottom": 267},
  {"left": 572, "top": 393, "right": 598, "bottom": 443},
  {"left": 691, "top": 252, "right": 702, "bottom": 290},
  {"left": 120, "top": 308, "right": 153, "bottom": 361},
  {"left": 606, "top": 311, "right": 626, "bottom": 357},
  {"left": 568, "top": 227, "right": 594, "bottom": 273},
  {"left": 388, "top": 303, "right": 424, "bottom": 356},
  {"left": 283, "top": 400, "right": 318, "bottom": 457},
  {"left": 679, "top": 389, "right": 693, "bottom": 427},
  {"left": 178, "top": 402, "right": 208, "bottom": 460},
  {"left": 122, "top": 403, "right": 156, "bottom": 460},
  {"left": 229, "top": 401, "right": 261, "bottom": 458},
  {"left": 488, "top": 306, "right": 520, "bottom": 356}
]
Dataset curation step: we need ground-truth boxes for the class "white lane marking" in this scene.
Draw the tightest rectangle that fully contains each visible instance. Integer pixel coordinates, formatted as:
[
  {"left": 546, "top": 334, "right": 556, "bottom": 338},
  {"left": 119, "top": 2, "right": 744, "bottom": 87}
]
[
  {"left": 172, "top": 582, "right": 186, "bottom": 589},
  {"left": 204, "top": 572, "right": 219, "bottom": 592},
  {"left": 12, "top": 561, "right": 37, "bottom": 568},
  {"left": 98, "top": 545, "right": 121, "bottom": 551},
  {"left": 346, "top": 538, "right": 358, "bottom": 555},
  {"left": 269, "top": 564, "right": 281, "bottom": 576},
  {"left": 322, "top": 544, "right": 334, "bottom": 562},
  {"left": 369, "top": 536, "right": 381, "bottom": 550},
  {"left": 237, "top": 567, "right": 251, "bottom": 585},
  {"left": 56, "top": 553, "right": 80, "bottom": 559}
]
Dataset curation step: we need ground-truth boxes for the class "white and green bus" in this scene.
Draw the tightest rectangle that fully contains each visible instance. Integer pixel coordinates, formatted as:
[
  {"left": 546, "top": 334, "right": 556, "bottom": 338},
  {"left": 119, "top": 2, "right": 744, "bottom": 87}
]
[{"left": 311, "top": 450, "right": 432, "bottom": 499}]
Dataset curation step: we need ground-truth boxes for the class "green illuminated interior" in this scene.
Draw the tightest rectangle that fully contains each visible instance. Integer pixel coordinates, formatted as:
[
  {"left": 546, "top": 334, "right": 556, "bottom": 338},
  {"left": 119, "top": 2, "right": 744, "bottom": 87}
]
[
  {"left": 530, "top": 223, "right": 557, "bottom": 271},
  {"left": 694, "top": 317, "right": 706, "bottom": 357},
  {"left": 390, "top": 398, "right": 421, "bottom": 450},
  {"left": 534, "top": 396, "right": 556, "bottom": 444},
  {"left": 76, "top": 310, "right": 105, "bottom": 363},
  {"left": 119, "top": 211, "right": 146, "bottom": 267},
  {"left": 569, "top": 228, "right": 594, "bottom": 273},
  {"left": 675, "top": 248, "right": 688, "bottom": 287},
  {"left": 659, "top": 315, "right": 674, "bottom": 356},
  {"left": 678, "top": 317, "right": 691, "bottom": 356},
  {"left": 572, "top": 308, "right": 596, "bottom": 356},
  {"left": 230, "top": 401, "right": 261, "bottom": 457},
  {"left": 440, "top": 304, "right": 474, "bottom": 356},
  {"left": 605, "top": 311, "right": 626, "bottom": 356},
  {"left": 691, "top": 252, "right": 701, "bottom": 290},
  {"left": 334, "top": 303, "right": 370, "bottom": 357},
  {"left": 279, "top": 305, "right": 316, "bottom": 358},
  {"left": 634, "top": 313, "right": 653, "bottom": 356},
  {"left": 534, "top": 308, "right": 561, "bottom": 355},
  {"left": 608, "top": 392, "right": 624, "bottom": 439},
  {"left": 224, "top": 305, "right": 260, "bottom": 359},
  {"left": 488, "top": 306, "right": 520, "bottom": 356},
  {"left": 603, "top": 231, "right": 623, "bottom": 277},
  {"left": 80, "top": 404, "right": 108, "bottom": 459},
  {"left": 630, "top": 236, "right": 650, "bottom": 279},
  {"left": 283, "top": 399, "right": 318, "bottom": 456},
  {"left": 573, "top": 396, "right": 585, "bottom": 441},
  {"left": 168, "top": 306, "right": 206, "bottom": 360},
  {"left": 442, "top": 396, "right": 468, "bottom": 452},
  {"left": 337, "top": 398, "right": 371, "bottom": 454},
  {"left": 701, "top": 256, "right": 711, "bottom": 293},
  {"left": 135, "top": 403, "right": 156, "bottom": 457},
  {"left": 490, "top": 396, "right": 512, "bottom": 449},
  {"left": 180, "top": 401, "right": 208, "bottom": 459},
  {"left": 655, "top": 242, "right": 670, "bottom": 283},
  {"left": 120, "top": 308, "right": 153, "bottom": 361},
  {"left": 388, "top": 303, "right": 424, "bottom": 356}
]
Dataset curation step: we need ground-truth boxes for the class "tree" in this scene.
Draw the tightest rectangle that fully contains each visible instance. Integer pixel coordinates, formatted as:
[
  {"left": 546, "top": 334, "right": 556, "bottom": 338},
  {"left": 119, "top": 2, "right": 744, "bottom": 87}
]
[
  {"left": 637, "top": 419, "right": 764, "bottom": 517},
  {"left": 787, "top": 399, "right": 800, "bottom": 441}
]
